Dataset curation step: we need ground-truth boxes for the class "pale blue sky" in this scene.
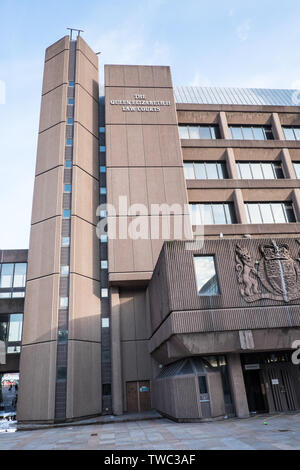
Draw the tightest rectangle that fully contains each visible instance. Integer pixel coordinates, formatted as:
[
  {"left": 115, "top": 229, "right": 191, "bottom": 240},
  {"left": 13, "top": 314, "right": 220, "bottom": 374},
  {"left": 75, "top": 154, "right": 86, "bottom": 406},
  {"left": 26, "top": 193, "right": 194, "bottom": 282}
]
[{"left": 1, "top": 0, "right": 300, "bottom": 248}]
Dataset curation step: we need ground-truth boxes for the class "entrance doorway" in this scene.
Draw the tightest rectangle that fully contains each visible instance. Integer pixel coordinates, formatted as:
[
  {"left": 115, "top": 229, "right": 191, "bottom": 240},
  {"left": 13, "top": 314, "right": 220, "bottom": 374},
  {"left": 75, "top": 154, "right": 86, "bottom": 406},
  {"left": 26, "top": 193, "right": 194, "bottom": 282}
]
[
  {"left": 262, "top": 364, "right": 300, "bottom": 412},
  {"left": 243, "top": 369, "right": 268, "bottom": 414},
  {"left": 126, "top": 381, "right": 151, "bottom": 413}
]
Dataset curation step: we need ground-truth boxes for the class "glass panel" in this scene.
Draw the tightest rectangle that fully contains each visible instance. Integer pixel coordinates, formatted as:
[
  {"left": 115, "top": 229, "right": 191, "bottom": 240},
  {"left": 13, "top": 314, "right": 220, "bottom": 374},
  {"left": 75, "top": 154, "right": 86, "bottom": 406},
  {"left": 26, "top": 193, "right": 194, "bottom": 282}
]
[
  {"left": 102, "top": 318, "right": 109, "bottom": 328},
  {"left": 12, "top": 292, "right": 25, "bottom": 298},
  {"left": 252, "top": 127, "right": 265, "bottom": 140},
  {"left": 230, "top": 126, "right": 243, "bottom": 139},
  {"left": 189, "top": 204, "right": 202, "bottom": 225},
  {"left": 260, "top": 203, "right": 274, "bottom": 223},
  {"left": 64, "top": 184, "right": 72, "bottom": 192},
  {"left": 61, "top": 266, "right": 69, "bottom": 276},
  {"left": 0, "top": 320, "right": 7, "bottom": 342},
  {"left": 62, "top": 237, "right": 70, "bottom": 247},
  {"left": 8, "top": 314, "right": 23, "bottom": 342},
  {"left": 178, "top": 126, "right": 189, "bottom": 139},
  {"left": 13, "top": 263, "right": 27, "bottom": 288},
  {"left": 242, "top": 127, "right": 254, "bottom": 140},
  {"left": 210, "top": 126, "right": 218, "bottom": 139},
  {"left": 183, "top": 163, "right": 195, "bottom": 179},
  {"left": 205, "top": 163, "right": 218, "bottom": 179},
  {"left": 189, "top": 126, "right": 201, "bottom": 139},
  {"left": 194, "top": 163, "right": 206, "bottom": 179},
  {"left": 203, "top": 204, "right": 214, "bottom": 225},
  {"left": 217, "top": 162, "right": 228, "bottom": 179},
  {"left": 238, "top": 163, "right": 252, "bottom": 179},
  {"left": 271, "top": 203, "right": 286, "bottom": 223},
  {"left": 178, "top": 359, "right": 194, "bottom": 375},
  {"left": 198, "top": 376, "right": 208, "bottom": 394},
  {"left": 63, "top": 210, "right": 71, "bottom": 219},
  {"left": 264, "top": 127, "right": 274, "bottom": 140},
  {"left": 60, "top": 297, "right": 68, "bottom": 308},
  {"left": 283, "top": 127, "right": 295, "bottom": 140},
  {"left": 294, "top": 163, "right": 300, "bottom": 179},
  {"left": 283, "top": 203, "right": 296, "bottom": 222},
  {"left": 101, "top": 261, "right": 108, "bottom": 269},
  {"left": 0, "top": 264, "right": 14, "bottom": 288},
  {"left": 199, "top": 126, "right": 211, "bottom": 139},
  {"left": 293, "top": 128, "right": 300, "bottom": 140},
  {"left": 261, "top": 163, "right": 274, "bottom": 179},
  {"left": 65, "top": 161, "right": 72, "bottom": 168},
  {"left": 273, "top": 163, "right": 284, "bottom": 179},
  {"left": 246, "top": 204, "right": 262, "bottom": 223},
  {"left": 0, "top": 293, "right": 11, "bottom": 299},
  {"left": 251, "top": 163, "right": 264, "bottom": 179},
  {"left": 224, "top": 204, "right": 236, "bottom": 224},
  {"left": 194, "top": 256, "right": 219, "bottom": 295},
  {"left": 212, "top": 204, "right": 226, "bottom": 224}
]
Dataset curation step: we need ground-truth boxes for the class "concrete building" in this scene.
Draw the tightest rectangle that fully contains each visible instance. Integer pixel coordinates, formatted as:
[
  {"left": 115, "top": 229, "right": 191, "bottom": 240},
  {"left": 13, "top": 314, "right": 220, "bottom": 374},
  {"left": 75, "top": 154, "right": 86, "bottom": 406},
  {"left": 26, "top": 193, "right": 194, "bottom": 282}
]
[
  {"left": 0, "top": 250, "right": 27, "bottom": 418},
  {"left": 13, "top": 34, "right": 300, "bottom": 423}
]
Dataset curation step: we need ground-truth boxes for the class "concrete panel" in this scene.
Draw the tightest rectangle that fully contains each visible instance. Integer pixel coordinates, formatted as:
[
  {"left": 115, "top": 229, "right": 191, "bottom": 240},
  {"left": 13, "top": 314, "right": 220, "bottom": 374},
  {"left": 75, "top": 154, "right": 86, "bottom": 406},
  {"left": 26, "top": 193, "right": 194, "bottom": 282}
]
[
  {"left": 207, "top": 371, "right": 226, "bottom": 417},
  {"left": 71, "top": 166, "right": 99, "bottom": 225},
  {"left": 45, "top": 36, "right": 69, "bottom": 62},
  {"left": 42, "top": 48, "right": 69, "bottom": 95},
  {"left": 76, "top": 36, "right": 98, "bottom": 70},
  {"left": 75, "top": 49, "right": 99, "bottom": 100},
  {"left": 73, "top": 123, "right": 99, "bottom": 178},
  {"left": 136, "top": 340, "right": 151, "bottom": 380},
  {"left": 27, "top": 217, "right": 61, "bottom": 280},
  {"left": 121, "top": 341, "right": 138, "bottom": 381},
  {"left": 68, "top": 273, "right": 101, "bottom": 342},
  {"left": 106, "top": 124, "right": 129, "bottom": 167},
  {"left": 70, "top": 216, "right": 100, "bottom": 281},
  {"left": 39, "top": 84, "right": 68, "bottom": 133},
  {"left": 22, "top": 275, "right": 59, "bottom": 345},
  {"left": 66, "top": 340, "right": 101, "bottom": 419},
  {"left": 74, "top": 85, "right": 98, "bottom": 138},
  {"left": 17, "top": 341, "right": 57, "bottom": 422},
  {"left": 31, "top": 166, "right": 63, "bottom": 224},
  {"left": 35, "top": 122, "right": 66, "bottom": 175}
]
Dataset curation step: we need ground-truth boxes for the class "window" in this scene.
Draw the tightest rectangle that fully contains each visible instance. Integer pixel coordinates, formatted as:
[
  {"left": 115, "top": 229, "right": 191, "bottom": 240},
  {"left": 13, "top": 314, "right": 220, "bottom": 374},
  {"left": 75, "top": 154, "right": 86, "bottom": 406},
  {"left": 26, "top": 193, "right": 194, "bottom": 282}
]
[
  {"left": 65, "top": 161, "right": 72, "bottom": 168},
  {"left": 99, "top": 146, "right": 106, "bottom": 152},
  {"left": 102, "top": 318, "right": 109, "bottom": 328},
  {"left": 99, "top": 127, "right": 105, "bottom": 133},
  {"left": 100, "top": 187, "right": 107, "bottom": 195},
  {"left": 184, "top": 162, "right": 228, "bottom": 179},
  {"left": 8, "top": 314, "right": 23, "bottom": 342},
  {"left": 67, "top": 118, "right": 74, "bottom": 125},
  {"left": 61, "top": 266, "right": 69, "bottom": 276},
  {"left": 68, "top": 81, "right": 75, "bottom": 87},
  {"left": 60, "top": 297, "right": 69, "bottom": 308},
  {"left": 64, "top": 184, "right": 72, "bottom": 192},
  {"left": 101, "top": 288, "right": 109, "bottom": 298},
  {"left": 63, "top": 209, "right": 71, "bottom": 219},
  {"left": 283, "top": 126, "right": 300, "bottom": 140},
  {"left": 198, "top": 376, "right": 208, "bottom": 394},
  {"left": 100, "top": 166, "right": 106, "bottom": 173},
  {"left": 237, "top": 162, "right": 284, "bottom": 179},
  {"left": 101, "top": 260, "right": 108, "bottom": 269},
  {"left": 62, "top": 237, "right": 70, "bottom": 247},
  {"left": 245, "top": 202, "right": 296, "bottom": 224},
  {"left": 68, "top": 98, "right": 74, "bottom": 105},
  {"left": 100, "top": 234, "right": 108, "bottom": 243},
  {"left": 178, "top": 125, "right": 220, "bottom": 140},
  {"left": 189, "top": 203, "right": 236, "bottom": 225},
  {"left": 229, "top": 125, "right": 273, "bottom": 140},
  {"left": 66, "top": 139, "right": 73, "bottom": 146},
  {"left": 194, "top": 256, "right": 220, "bottom": 296},
  {"left": 0, "top": 263, "right": 27, "bottom": 289},
  {"left": 293, "top": 162, "right": 300, "bottom": 178}
]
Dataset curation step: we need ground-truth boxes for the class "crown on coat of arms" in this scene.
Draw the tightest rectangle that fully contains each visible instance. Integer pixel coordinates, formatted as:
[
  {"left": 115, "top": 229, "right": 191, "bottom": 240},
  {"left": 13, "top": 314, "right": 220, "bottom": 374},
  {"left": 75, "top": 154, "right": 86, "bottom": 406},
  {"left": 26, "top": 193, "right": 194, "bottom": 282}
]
[{"left": 260, "top": 242, "right": 291, "bottom": 261}]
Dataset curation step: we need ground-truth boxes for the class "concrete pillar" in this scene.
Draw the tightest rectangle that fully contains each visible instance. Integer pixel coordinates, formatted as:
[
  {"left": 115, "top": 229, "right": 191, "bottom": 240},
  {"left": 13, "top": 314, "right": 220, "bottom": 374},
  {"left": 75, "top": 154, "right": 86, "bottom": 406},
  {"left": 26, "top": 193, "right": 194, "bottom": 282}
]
[
  {"left": 271, "top": 112, "right": 285, "bottom": 140},
  {"left": 292, "top": 189, "right": 300, "bottom": 222},
  {"left": 233, "top": 189, "right": 248, "bottom": 224},
  {"left": 226, "top": 148, "right": 238, "bottom": 179},
  {"left": 227, "top": 353, "right": 249, "bottom": 418},
  {"left": 281, "top": 149, "right": 296, "bottom": 179},
  {"left": 110, "top": 287, "right": 123, "bottom": 415},
  {"left": 218, "top": 111, "right": 230, "bottom": 139}
]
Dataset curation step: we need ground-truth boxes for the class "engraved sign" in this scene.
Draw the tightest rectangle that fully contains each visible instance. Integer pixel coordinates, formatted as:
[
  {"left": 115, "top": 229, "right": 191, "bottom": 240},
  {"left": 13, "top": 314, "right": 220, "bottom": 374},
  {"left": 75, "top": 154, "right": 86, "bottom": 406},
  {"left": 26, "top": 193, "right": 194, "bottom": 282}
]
[{"left": 110, "top": 94, "right": 171, "bottom": 112}]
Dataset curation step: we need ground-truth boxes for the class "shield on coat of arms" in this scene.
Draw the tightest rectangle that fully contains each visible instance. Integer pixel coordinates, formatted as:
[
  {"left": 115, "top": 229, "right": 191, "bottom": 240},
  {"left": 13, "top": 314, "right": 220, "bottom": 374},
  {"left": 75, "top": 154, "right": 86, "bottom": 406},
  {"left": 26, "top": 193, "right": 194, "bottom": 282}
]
[{"left": 263, "top": 258, "right": 298, "bottom": 295}]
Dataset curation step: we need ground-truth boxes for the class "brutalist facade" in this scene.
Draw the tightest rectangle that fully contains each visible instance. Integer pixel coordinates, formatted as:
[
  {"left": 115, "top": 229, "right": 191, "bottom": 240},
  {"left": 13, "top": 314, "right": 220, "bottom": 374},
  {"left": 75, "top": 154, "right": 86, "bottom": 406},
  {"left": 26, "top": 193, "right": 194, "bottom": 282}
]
[{"left": 16, "top": 35, "right": 300, "bottom": 423}]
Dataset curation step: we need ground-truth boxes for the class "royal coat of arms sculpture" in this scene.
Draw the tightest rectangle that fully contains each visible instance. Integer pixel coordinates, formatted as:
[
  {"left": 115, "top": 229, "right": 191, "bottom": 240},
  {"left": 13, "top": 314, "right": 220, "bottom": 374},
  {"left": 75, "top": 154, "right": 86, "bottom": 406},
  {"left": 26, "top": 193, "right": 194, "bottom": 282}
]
[{"left": 235, "top": 240, "right": 300, "bottom": 302}]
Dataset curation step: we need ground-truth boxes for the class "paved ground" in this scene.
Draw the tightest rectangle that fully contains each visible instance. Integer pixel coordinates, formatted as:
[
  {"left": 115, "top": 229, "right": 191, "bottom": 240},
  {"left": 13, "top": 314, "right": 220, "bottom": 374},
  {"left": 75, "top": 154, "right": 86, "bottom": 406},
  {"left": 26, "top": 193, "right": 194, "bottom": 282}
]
[{"left": 0, "top": 413, "right": 300, "bottom": 450}]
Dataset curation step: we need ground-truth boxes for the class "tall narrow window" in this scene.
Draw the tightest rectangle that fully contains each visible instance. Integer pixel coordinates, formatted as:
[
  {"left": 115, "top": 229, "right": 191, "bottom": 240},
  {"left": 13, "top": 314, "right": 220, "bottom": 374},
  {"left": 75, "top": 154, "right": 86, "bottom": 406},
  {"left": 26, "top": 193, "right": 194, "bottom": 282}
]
[{"left": 194, "top": 256, "right": 220, "bottom": 296}]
